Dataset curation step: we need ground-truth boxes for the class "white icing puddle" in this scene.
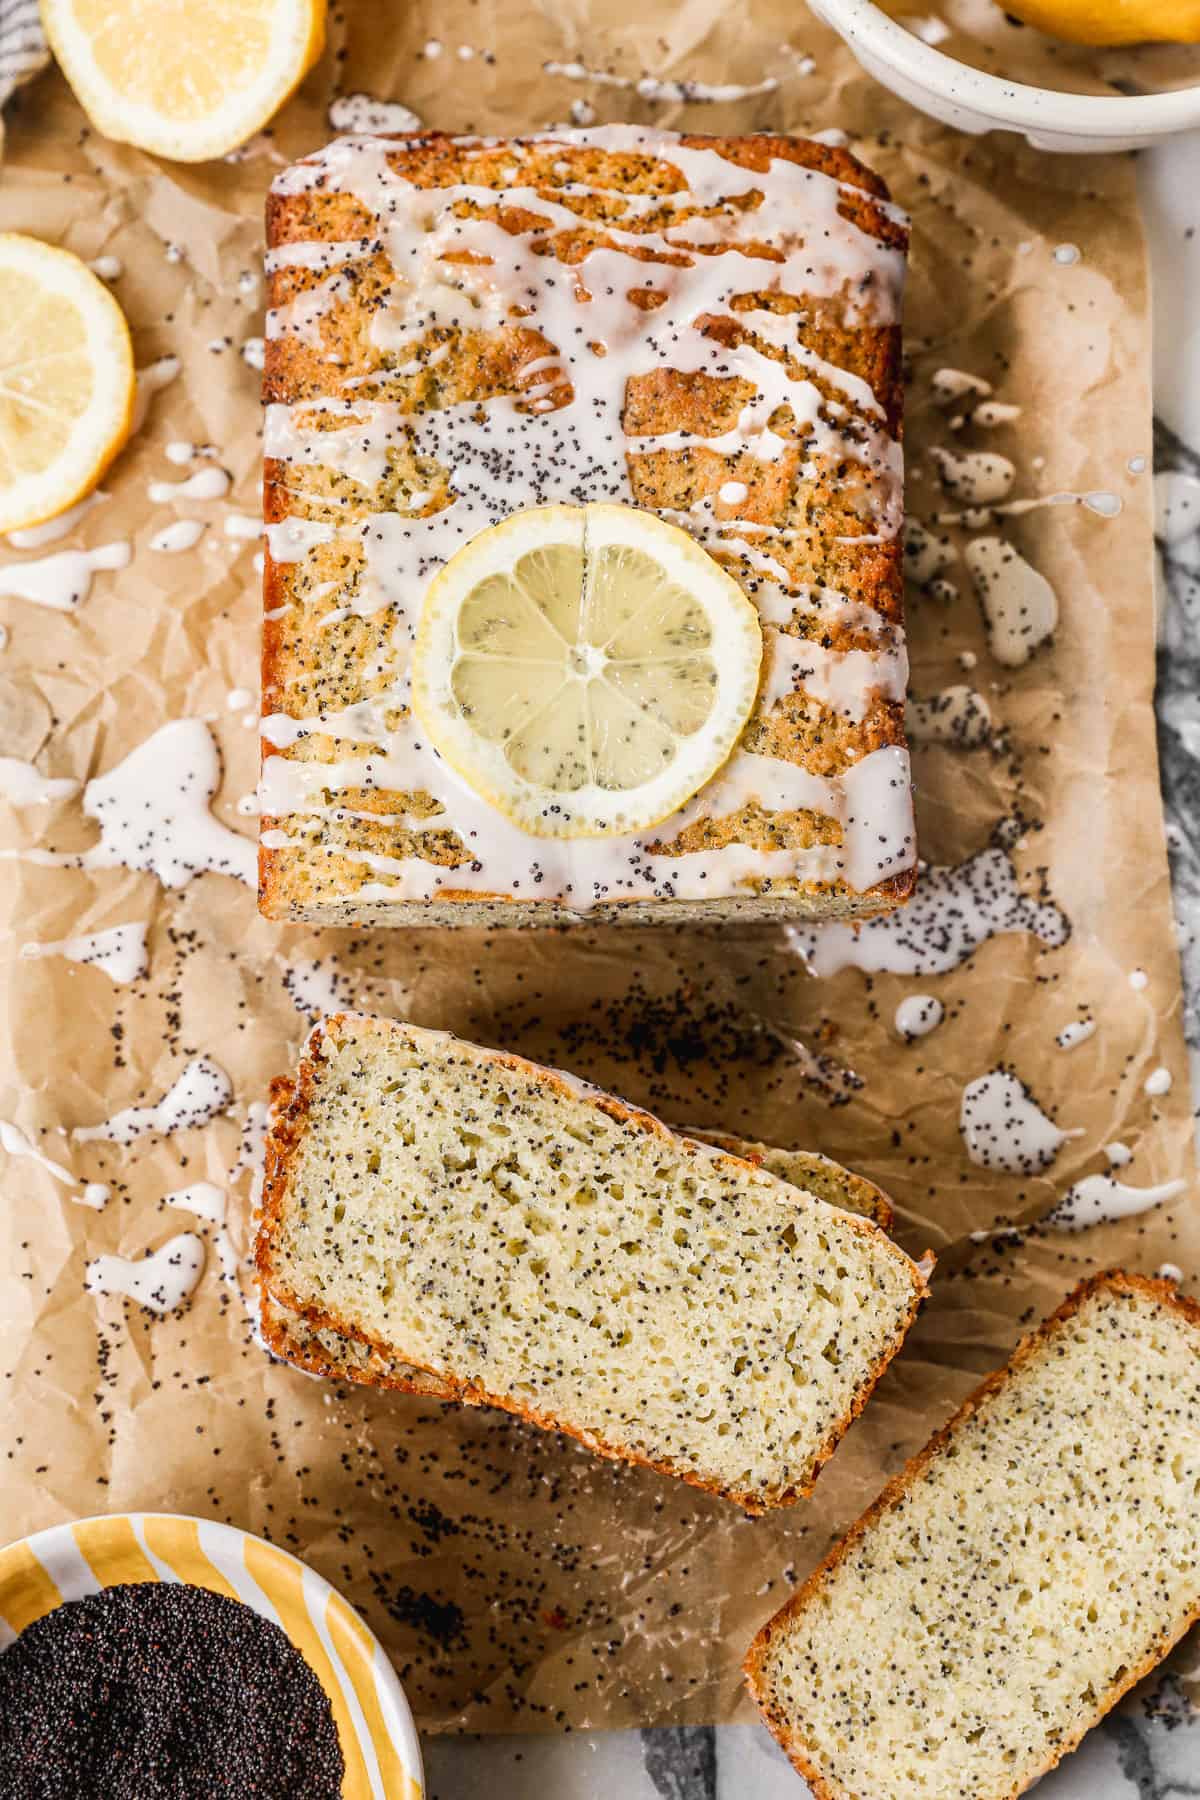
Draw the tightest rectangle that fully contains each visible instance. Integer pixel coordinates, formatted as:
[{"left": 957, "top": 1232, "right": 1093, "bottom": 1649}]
[
  {"left": 1105, "top": 1141, "right": 1133, "bottom": 1167},
  {"left": 0, "top": 758, "right": 79, "bottom": 805},
  {"left": 1047, "top": 1173, "right": 1187, "bottom": 1231},
  {"left": 959, "top": 1069, "right": 1076, "bottom": 1175},
  {"left": 0, "top": 542, "right": 131, "bottom": 612},
  {"left": 1144, "top": 1066, "right": 1173, "bottom": 1097},
  {"left": 76, "top": 1054, "right": 233, "bottom": 1145},
  {"left": 166, "top": 1181, "right": 240, "bottom": 1286},
  {"left": 6, "top": 490, "right": 106, "bottom": 549},
  {"left": 327, "top": 94, "right": 423, "bottom": 132},
  {"left": 282, "top": 958, "right": 350, "bottom": 1020},
  {"left": 964, "top": 538, "right": 1057, "bottom": 666},
  {"left": 895, "top": 994, "right": 943, "bottom": 1040},
  {"left": 242, "top": 337, "right": 265, "bottom": 370},
  {"left": 1055, "top": 1018, "right": 1096, "bottom": 1051},
  {"left": 86, "top": 1233, "right": 206, "bottom": 1314},
  {"left": 130, "top": 356, "right": 181, "bottom": 433},
  {"left": 4, "top": 719, "right": 256, "bottom": 887},
  {"left": 906, "top": 687, "right": 991, "bottom": 747},
  {"left": 149, "top": 520, "right": 206, "bottom": 554},
  {"left": 88, "top": 255, "right": 123, "bottom": 281},
  {"left": 789, "top": 844, "right": 1069, "bottom": 978},
  {"left": 148, "top": 468, "right": 230, "bottom": 503},
  {"left": 903, "top": 519, "right": 957, "bottom": 585},
  {"left": 21, "top": 921, "right": 149, "bottom": 985},
  {"left": 0, "top": 1119, "right": 108, "bottom": 1207},
  {"left": 931, "top": 447, "right": 1015, "bottom": 506},
  {"left": 542, "top": 58, "right": 788, "bottom": 102}
]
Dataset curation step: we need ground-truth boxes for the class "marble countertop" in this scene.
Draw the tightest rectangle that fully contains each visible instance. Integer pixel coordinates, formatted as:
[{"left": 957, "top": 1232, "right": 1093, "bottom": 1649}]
[{"left": 420, "top": 130, "right": 1200, "bottom": 1800}]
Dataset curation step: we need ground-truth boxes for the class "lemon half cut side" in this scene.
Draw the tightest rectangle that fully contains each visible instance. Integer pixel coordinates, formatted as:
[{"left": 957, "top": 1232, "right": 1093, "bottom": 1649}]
[
  {"left": 41, "top": 0, "right": 327, "bottom": 163},
  {"left": 0, "top": 234, "right": 134, "bottom": 534},
  {"left": 411, "top": 503, "right": 764, "bottom": 841}
]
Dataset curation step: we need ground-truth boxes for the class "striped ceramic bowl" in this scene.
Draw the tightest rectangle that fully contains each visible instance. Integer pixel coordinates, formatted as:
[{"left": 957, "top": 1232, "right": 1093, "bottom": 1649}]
[{"left": 0, "top": 1512, "right": 424, "bottom": 1800}]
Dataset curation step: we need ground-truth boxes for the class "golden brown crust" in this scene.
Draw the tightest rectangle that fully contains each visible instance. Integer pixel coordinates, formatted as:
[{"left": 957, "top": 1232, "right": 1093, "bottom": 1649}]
[
  {"left": 259, "top": 128, "right": 912, "bottom": 927},
  {"left": 743, "top": 1270, "right": 1200, "bottom": 1798},
  {"left": 255, "top": 1014, "right": 928, "bottom": 1513}
]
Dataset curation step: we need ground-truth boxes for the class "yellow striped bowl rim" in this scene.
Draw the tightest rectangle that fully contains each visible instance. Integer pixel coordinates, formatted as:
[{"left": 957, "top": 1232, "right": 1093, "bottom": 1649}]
[{"left": 0, "top": 1513, "right": 423, "bottom": 1800}]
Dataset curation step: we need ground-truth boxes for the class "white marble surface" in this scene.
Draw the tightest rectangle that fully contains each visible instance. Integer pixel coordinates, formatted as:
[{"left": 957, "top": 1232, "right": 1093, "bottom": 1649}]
[{"left": 420, "top": 129, "right": 1200, "bottom": 1800}]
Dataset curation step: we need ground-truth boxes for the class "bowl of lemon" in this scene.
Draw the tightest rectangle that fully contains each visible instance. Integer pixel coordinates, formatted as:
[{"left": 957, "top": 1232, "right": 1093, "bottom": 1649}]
[{"left": 809, "top": 0, "right": 1200, "bottom": 150}]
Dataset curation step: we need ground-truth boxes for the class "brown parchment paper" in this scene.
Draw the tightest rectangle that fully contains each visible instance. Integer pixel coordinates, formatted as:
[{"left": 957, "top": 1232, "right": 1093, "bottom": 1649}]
[{"left": 1, "top": 0, "right": 1197, "bottom": 1735}]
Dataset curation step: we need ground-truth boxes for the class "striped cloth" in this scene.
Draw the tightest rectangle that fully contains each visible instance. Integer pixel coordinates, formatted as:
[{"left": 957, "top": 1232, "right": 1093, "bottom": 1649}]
[{"left": 0, "top": 0, "right": 47, "bottom": 114}]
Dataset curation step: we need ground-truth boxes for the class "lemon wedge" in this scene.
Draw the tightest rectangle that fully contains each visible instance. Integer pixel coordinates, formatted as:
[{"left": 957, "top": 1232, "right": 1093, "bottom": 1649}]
[
  {"left": 0, "top": 234, "right": 134, "bottom": 534},
  {"left": 411, "top": 504, "right": 763, "bottom": 840},
  {"left": 41, "top": 0, "right": 327, "bottom": 163},
  {"left": 995, "top": 0, "right": 1200, "bottom": 42}
]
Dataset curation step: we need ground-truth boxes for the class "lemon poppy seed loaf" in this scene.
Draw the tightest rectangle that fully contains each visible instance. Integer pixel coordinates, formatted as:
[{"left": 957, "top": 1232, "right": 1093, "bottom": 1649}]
[
  {"left": 259, "top": 126, "right": 914, "bottom": 925},
  {"left": 746, "top": 1272, "right": 1200, "bottom": 1797},
  {"left": 255, "top": 1014, "right": 927, "bottom": 1511}
]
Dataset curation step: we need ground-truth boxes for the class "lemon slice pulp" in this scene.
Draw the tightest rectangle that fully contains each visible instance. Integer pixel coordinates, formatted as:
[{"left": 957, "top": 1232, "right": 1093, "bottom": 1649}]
[
  {"left": 41, "top": 0, "right": 327, "bottom": 163},
  {"left": 412, "top": 503, "right": 763, "bottom": 839},
  {"left": 0, "top": 234, "right": 134, "bottom": 534}
]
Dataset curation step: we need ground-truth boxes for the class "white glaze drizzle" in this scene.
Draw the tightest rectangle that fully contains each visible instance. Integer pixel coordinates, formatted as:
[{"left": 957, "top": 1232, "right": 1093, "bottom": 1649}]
[
  {"left": 1047, "top": 1173, "right": 1187, "bottom": 1231},
  {"left": 6, "top": 491, "right": 106, "bottom": 549},
  {"left": 328, "top": 94, "right": 424, "bottom": 133},
  {"left": 3, "top": 719, "right": 256, "bottom": 888},
  {"left": 0, "top": 757, "right": 79, "bottom": 804},
  {"left": 959, "top": 1069, "right": 1075, "bottom": 1175},
  {"left": 149, "top": 520, "right": 206, "bottom": 553},
  {"left": 1055, "top": 1017, "right": 1096, "bottom": 1051},
  {"left": 1144, "top": 1065, "right": 1173, "bottom": 1097},
  {"left": 86, "top": 1234, "right": 206, "bottom": 1313},
  {"left": 895, "top": 994, "right": 943, "bottom": 1040},
  {"left": 0, "top": 542, "right": 131, "bottom": 612},
  {"left": 964, "top": 537, "right": 1057, "bottom": 667},
  {"left": 1105, "top": 1141, "right": 1133, "bottom": 1166},
  {"left": 282, "top": 957, "right": 352, "bottom": 1020},
  {"left": 20, "top": 922, "right": 149, "bottom": 985},
  {"left": 148, "top": 467, "right": 231, "bottom": 503},
  {"left": 542, "top": 59, "right": 786, "bottom": 103},
  {"left": 130, "top": 356, "right": 181, "bottom": 433},
  {"left": 0, "top": 1119, "right": 108, "bottom": 1207},
  {"left": 905, "top": 686, "right": 991, "bottom": 747},
  {"left": 261, "top": 127, "right": 913, "bottom": 907},
  {"left": 789, "top": 843, "right": 1069, "bottom": 978},
  {"left": 165, "top": 1182, "right": 240, "bottom": 1286},
  {"left": 75, "top": 1054, "right": 233, "bottom": 1145}
]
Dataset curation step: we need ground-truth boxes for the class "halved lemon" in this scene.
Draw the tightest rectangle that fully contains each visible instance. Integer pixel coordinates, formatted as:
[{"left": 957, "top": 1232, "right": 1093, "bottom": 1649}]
[
  {"left": 41, "top": 0, "right": 327, "bottom": 163},
  {"left": 411, "top": 503, "right": 763, "bottom": 839},
  {"left": 0, "top": 235, "right": 134, "bottom": 534}
]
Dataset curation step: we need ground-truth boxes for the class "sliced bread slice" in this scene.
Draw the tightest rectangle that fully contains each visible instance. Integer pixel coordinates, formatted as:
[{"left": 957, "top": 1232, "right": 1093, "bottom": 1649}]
[
  {"left": 255, "top": 1014, "right": 927, "bottom": 1512},
  {"left": 260, "top": 1118, "right": 895, "bottom": 1388},
  {"left": 745, "top": 1271, "right": 1200, "bottom": 1797}
]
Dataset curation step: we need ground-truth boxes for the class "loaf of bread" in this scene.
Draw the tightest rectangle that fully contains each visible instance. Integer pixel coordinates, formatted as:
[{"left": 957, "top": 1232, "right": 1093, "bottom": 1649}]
[
  {"left": 259, "top": 126, "right": 913, "bottom": 926},
  {"left": 745, "top": 1272, "right": 1200, "bottom": 1797},
  {"left": 261, "top": 1120, "right": 894, "bottom": 1386},
  {"left": 255, "top": 1014, "right": 927, "bottom": 1511}
]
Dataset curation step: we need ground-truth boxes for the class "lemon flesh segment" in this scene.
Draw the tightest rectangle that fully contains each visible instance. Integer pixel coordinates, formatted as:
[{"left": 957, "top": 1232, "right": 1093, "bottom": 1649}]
[
  {"left": 41, "top": 0, "right": 327, "bottom": 162},
  {"left": 412, "top": 503, "right": 764, "bottom": 840},
  {"left": 0, "top": 235, "right": 134, "bottom": 534}
]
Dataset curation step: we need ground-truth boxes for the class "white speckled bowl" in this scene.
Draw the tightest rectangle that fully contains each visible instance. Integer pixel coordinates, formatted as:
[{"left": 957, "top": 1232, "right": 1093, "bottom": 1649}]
[
  {"left": 809, "top": 0, "right": 1200, "bottom": 151},
  {"left": 0, "top": 1512, "right": 424, "bottom": 1800}
]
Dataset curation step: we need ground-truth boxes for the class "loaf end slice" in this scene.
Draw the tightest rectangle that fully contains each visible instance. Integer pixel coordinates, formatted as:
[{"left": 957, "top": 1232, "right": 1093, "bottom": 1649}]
[
  {"left": 256, "top": 1014, "right": 927, "bottom": 1511},
  {"left": 745, "top": 1271, "right": 1200, "bottom": 1798}
]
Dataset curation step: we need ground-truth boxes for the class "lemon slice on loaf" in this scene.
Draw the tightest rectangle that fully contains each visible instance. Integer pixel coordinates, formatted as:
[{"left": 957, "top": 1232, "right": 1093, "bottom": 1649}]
[
  {"left": 0, "top": 234, "right": 134, "bottom": 534},
  {"left": 411, "top": 503, "right": 763, "bottom": 840},
  {"left": 41, "top": 0, "right": 326, "bottom": 163}
]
